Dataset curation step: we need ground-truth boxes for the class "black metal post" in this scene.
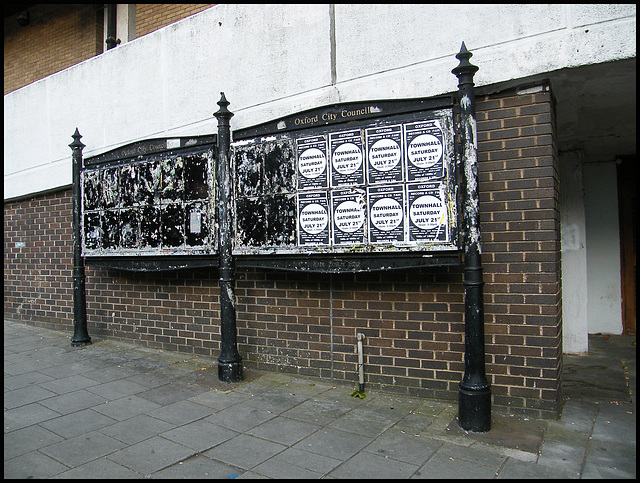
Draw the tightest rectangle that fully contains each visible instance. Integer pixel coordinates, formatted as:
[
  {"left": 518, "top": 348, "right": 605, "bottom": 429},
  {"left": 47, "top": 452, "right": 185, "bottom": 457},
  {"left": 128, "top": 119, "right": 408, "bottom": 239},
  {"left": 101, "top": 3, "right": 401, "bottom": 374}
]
[
  {"left": 105, "top": 4, "right": 120, "bottom": 50},
  {"left": 214, "top": 93, "right": 243, "bottom": 382},
  {"left": 70, "top": 128, "right": 92, "bottom": 346},
  {"left": 452, "top": 42, "right": 491, "bottom": 432}
]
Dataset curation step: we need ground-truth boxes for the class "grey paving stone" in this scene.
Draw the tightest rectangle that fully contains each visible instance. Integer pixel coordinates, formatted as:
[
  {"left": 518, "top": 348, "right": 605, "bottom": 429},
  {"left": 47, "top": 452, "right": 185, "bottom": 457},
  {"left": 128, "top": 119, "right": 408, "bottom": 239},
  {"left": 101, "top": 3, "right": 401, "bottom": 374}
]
[
  {"left": 3, "top": 450, "right": 70, "bottom": 479},
  {"left": 252, "top": 456, "right": 325, "bottom": 479},
  {"left": 362, "top": 427, "right": 443, "bottom": 466},
  {"left": 51, "top": 456, "right": 143, "bottom": 479},
  {"left": 150, "top": 454, "right": 244, "bottom": 479},
  {"left": 40, "top": 408, "right": 118, "bottom": 439},
  {"left": 124, "top": 370, "right": 180, "bottom": 389},
  {"left": 582, "top": 460, "right": 636, "bottom": 479},
  {"left": 241, "top": 389, "right": 308, "bottom": 414},
  {"left": 92, "top": 394, "right": 162, "bottom": 421},
  {"left": 4, "top": 384, "right": 58, "bottom": 409},
  {"left": 414, "top": 452, "right": 500, "bottom": 479},
  {"left": 247, "top": 416, "right": 321, "bottom": 446},
  {"left": 327, "top": 406, "right": 398, "bottom": 438},
  {"left": 136, "top": 382, "right": 203, "bottom": 406},
  {"left": 435, "top": 442, "right": 508, "bottom": 469},
  {"left": 205, "top": 403, "right": 277, "bottom": 432},
  {"left": 3, "top": 370, "right": 54, "bottom": 390},
  {"left": 497, "top": 457, "right": 580, "bottom": 479},
  {"left": 293, "top": 427, "right": 371, "bottom": 461},
  {"left": 203, "top": 434, "right": 287, "bottom": 471},
  {"left": 536, "top": 425, "right": 587, "bottom": 475},
  {"left": 3, "top": 424, "right": 64, "bottom": 461},
  {"left": 40, "top": 430, "right": 127, "bottom": 468},
  {"left": 107, "top": 436, "right": 196, "bottom": 475},
  {"left": 282, "top": 396, "right": 353, "bottom": 426},
  {"left": 39, "top": 362, "right": 94, "bottom": 379},
  {"left": 38, "top": 374, "right": 101, "bottom": 394},
  {"left": 328, "top": 450, "right": 420, "bottom": 479},
  {"left": 271, "top": 447, "right": 343, "bottom": 474},
  {"left": 591, "top": 402, "right": 636, "bottom": 445},
  {"left": 188, "top": 388, "right": 252, "bottom": 410},
  {"left": 584, "top": 438, "right": 637, "bottom": 477},
  {"left": 85, "top": 378, "right": 148, "bottom": 400},
  {"left": 146, "top": 399, "right": 214, "bottom": 425},
  {"left": 160, "top": 419, "right": 238, "bottom": 452},
  {"left": 39, "top": 389, "right": 108, "bottom": 415},
  {"left": 83, "top": 364, "right": 140, "bottom": 383},
  {"left": 4, "top": 360, "right": 51, "bottom": 376},
  {"left": 98, "top": 414, "right": 176, "bottom": 445},
  {"left": 4, "top": 402, "right": 62, "bottom": 432}
]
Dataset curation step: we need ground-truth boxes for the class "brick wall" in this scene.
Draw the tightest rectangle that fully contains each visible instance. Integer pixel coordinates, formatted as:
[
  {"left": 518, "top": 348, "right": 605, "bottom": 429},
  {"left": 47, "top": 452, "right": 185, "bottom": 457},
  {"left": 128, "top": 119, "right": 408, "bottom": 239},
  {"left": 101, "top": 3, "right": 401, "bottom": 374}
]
[
  {"left": 134, "top": 4, "right": 215, "bottom": 38},
  {"left": 4, "top": 191, "right": 75, "bottom": 328},
  {"left": 4, "top": 4, "right": 103, "bottom": 95},
  {"left": 3, "top": 4, "right": 215, "bottom": 95},
  {"left": 3, "top": 85, "right": 561, "bottom": 419}
]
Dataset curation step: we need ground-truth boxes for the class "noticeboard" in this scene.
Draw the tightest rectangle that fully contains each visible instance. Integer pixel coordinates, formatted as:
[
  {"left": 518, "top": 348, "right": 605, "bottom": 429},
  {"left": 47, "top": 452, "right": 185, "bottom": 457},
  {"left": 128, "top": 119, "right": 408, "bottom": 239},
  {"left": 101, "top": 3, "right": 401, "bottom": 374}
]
[
  {"left": 231, "top": 96, "right": 460, "bottom": 268},
  {"left": 80, "top": 135, "right": 217, "bottom": 269}
]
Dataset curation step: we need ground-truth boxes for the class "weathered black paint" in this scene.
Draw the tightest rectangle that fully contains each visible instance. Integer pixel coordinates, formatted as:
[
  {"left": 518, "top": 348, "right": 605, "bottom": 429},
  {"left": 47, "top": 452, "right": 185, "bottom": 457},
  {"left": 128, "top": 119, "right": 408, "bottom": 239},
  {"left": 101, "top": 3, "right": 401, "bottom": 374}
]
[
  {"left": 70, "top": 129, "right": 91, "bottom": 346},
  {"left": 452, "top": 42, "right": 491, "bottom": 433},
  {"left": 231, "top": 102, "right": 460, "bottom": 274},
  {"left": 80, "top": 135, "right": 218, "bottom": 271},
  {"left": 215, "top": 93, "right": 243, "bottom": 383}
]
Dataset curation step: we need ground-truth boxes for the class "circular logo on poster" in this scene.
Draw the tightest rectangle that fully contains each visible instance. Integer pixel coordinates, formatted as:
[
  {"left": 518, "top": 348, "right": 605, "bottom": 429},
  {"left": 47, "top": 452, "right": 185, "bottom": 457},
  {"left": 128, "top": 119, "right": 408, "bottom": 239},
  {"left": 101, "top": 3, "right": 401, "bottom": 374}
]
[
  {"left": 299, "top": 203, "right": 328, "bottom": 235},
  {"left": 409, "top": 195, "right": 445, "bottom": 230},
  {"left": 298, "top": 148, "right": 326, "bottom": 179},
  {"left": 368, "top": 138, "right": 401, "bottom": 172},
  {"left": 370, "top": 197, "right": 403, "bottom": 231},
  {"left": 334, "top": 200, "right": 365, "bottom": 233},
  {"left": 332, "top": 143, "right": 363, "bottom": 175},
  {"left": 407, "top": 134, "right": 442, "bottom": 168}
]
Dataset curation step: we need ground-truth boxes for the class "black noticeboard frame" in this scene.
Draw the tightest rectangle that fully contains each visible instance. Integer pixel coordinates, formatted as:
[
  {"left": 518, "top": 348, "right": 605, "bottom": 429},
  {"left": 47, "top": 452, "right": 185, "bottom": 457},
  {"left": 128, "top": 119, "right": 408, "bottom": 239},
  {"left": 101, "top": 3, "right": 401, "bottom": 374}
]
[
  {"left": 80, "top": 134, "right": 219, "bottom": 272},
  {"left": 231, "top": 95, "right": 462, "bottom": 273}
]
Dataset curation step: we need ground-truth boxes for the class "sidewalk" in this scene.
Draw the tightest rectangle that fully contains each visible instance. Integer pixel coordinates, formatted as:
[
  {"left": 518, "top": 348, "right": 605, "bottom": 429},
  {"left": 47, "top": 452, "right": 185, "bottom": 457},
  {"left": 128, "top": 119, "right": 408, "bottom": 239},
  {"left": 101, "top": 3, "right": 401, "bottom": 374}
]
[{"left": 4, "top": 318, "right": 636, "bottom": 479}]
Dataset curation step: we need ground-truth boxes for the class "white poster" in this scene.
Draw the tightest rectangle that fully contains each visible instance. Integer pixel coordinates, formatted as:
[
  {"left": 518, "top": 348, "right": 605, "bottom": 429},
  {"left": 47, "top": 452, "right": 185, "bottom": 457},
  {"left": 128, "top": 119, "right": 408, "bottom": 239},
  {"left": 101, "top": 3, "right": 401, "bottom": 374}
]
[
  {"left": 406, "top": 181, "right": 448, "bottom": 242},
  {"left": 297, "top": 135, "right": 329, "bottom": 190}
]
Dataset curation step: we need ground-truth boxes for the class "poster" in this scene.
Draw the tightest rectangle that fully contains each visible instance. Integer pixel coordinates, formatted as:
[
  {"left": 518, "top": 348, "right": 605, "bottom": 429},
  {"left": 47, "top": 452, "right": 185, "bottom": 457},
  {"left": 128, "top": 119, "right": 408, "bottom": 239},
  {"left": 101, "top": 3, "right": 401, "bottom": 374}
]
[
  {"left": 329, "top": 129, "right": 365, "bottom": 187},
  {"left": 331, "top": 188, "right": 367, "bottom": 246},
  {"left": 404, "top": 120, "right": 445, "bottom": 182},
  {"left": 368, "top": 184, "right": 405, "bottom": 244},
  {"left": 297, "top": 135, "right": 329, "bottom": 190},
  {"left": 297, "top": 191, "right": 330, "bottom": 246},
  {"left": 407, "top": 182, "right": 448, "bottom": 242},
  {"left": 365, "top": 124, "right": 404, "bottom": 185}
]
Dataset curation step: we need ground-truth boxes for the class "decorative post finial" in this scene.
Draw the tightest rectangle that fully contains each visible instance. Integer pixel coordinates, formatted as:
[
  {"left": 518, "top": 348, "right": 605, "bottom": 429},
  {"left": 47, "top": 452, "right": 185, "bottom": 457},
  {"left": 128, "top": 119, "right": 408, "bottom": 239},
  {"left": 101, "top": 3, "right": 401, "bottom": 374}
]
[
  {"left": 215, "top": 92, "right": 233, "bottom": 120},
  {"left": 69, "top": 128, "right": 85, "bottom": 150},
  {"left": 452, "top": 42, "right": 479, "bottom": 82}
]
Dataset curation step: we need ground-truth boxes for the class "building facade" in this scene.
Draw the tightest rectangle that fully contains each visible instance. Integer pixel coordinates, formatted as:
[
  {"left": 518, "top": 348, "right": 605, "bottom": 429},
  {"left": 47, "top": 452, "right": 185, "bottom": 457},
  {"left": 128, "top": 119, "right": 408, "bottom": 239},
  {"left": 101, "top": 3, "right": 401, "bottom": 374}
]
[{"left": 4, "top": 4, "right": 636, "bottom": 420}]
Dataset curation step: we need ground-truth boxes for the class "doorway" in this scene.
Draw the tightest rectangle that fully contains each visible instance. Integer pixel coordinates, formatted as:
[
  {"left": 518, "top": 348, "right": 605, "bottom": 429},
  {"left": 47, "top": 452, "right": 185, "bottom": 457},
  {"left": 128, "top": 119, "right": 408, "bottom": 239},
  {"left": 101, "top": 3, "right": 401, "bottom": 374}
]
[{"left": 617, "top": 156, "right": 636, "bottom": 335}]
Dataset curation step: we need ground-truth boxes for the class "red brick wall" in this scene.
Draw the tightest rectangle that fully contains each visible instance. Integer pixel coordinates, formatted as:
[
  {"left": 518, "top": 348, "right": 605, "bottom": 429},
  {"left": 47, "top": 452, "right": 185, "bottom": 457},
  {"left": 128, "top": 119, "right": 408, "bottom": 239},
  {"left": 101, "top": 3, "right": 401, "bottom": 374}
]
[
  {"left": 4, "top": 191, "right": 75, "bottom": 328},
  {"left": 134, "top": 4, "right": 215, "bottom": 38},
  {"left": 3, "top": 85, "right": 561, "bottom": 418},
  {"left": 4, "top": 4, "right": 103, "bottom": 95},
  {"left": 3, "top": 4, "right": 215, "bottom": 95}
]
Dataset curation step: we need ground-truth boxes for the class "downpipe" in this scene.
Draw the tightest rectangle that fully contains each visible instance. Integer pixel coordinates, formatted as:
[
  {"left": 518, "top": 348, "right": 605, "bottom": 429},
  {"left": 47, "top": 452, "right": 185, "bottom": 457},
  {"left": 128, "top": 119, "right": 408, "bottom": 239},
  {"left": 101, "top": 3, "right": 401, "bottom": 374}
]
[{"left": 357, "top": 333, "right": 365, "bottom": 393}]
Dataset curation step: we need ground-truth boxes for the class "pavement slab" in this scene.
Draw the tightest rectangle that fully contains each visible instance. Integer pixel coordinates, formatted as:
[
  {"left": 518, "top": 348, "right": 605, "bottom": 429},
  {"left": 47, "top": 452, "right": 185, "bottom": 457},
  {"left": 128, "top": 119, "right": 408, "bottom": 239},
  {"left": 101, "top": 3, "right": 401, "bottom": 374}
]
[{"left": 3, "top": 320, "right": 636, "bottom": 479}]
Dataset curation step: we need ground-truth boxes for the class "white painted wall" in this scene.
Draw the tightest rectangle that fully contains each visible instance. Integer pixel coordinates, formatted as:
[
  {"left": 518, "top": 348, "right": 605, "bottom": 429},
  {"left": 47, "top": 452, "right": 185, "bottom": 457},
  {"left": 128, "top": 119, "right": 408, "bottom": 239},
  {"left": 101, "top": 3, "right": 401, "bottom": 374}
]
[
  {"left": 583, "top": 161, "right": 623, "bottom": 334},
  {"left": 560, "top": 151, "right": 589, "bottom": 353},
  {"left": 4, "top": 4, "right": 636, "bottom": 200}
]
